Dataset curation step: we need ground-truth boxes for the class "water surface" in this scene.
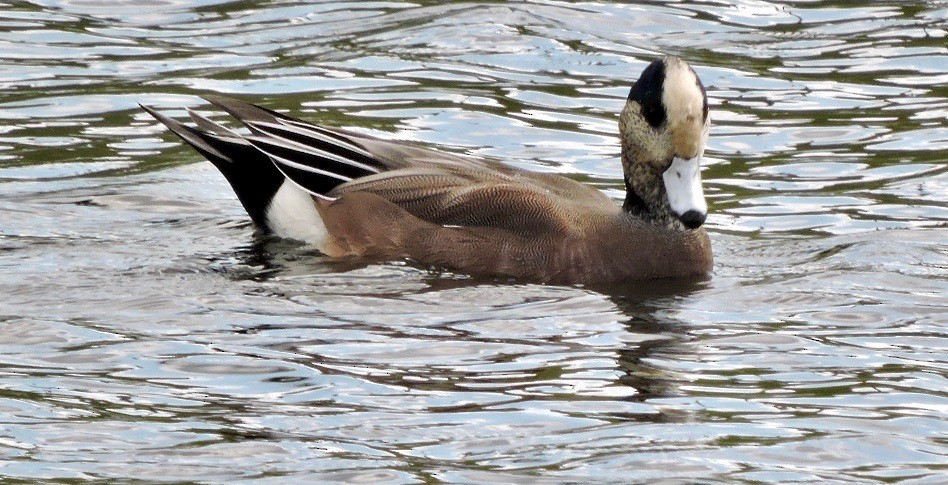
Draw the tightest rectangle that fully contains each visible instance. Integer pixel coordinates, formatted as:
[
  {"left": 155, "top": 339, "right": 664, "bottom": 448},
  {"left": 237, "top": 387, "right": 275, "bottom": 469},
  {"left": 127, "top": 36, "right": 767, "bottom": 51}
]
[{"left": 0, "top": 1, "right": 946, "bottom": 482}]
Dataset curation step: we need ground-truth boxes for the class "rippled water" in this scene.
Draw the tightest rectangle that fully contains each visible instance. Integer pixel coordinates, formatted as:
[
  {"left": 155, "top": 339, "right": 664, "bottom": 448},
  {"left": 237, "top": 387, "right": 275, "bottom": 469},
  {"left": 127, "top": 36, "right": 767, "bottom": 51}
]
[{"left": 1, "top": 1, "right": 946, "bottom": 482}]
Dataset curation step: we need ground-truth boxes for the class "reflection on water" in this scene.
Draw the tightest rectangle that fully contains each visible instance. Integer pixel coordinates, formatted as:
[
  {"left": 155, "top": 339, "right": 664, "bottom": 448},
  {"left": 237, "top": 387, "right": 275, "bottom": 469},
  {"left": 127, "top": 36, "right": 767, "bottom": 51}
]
[{"left": 0, "top": 1, "right": 946, "bottom": 482}]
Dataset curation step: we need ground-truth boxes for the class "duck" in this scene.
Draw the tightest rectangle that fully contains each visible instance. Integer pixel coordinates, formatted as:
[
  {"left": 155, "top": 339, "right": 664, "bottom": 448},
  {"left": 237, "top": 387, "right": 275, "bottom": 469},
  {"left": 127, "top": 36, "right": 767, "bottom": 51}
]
[{"left": 141, "top": 55, "right": 712, "bottom": 285}]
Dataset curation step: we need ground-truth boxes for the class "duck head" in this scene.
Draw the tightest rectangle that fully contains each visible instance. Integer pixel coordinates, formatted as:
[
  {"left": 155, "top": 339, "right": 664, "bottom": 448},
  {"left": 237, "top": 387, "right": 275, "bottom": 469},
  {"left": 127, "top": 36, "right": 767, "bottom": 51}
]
[{"left": 619, "top": 56, "right": 710, "bottom": 230}]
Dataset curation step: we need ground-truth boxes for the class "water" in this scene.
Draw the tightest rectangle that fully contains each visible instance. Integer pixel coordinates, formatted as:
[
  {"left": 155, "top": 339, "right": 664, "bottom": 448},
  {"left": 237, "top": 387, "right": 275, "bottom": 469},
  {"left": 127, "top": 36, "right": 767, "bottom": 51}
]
[{"left": 1, "top": 0, "right": 946, "bottom": 482}]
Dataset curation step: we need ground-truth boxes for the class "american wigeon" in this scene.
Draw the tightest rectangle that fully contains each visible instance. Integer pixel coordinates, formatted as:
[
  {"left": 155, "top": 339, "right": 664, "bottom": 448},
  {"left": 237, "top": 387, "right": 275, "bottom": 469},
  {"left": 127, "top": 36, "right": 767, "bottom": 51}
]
[{"left": 142, "top": 55, "right": 712, "bottom": 284}]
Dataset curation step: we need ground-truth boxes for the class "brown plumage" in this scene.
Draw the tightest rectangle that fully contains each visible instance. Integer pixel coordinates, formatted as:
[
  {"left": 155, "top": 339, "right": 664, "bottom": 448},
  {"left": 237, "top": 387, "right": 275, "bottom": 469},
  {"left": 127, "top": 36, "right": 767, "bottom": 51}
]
[{"left": 142, "top": 55, "right": 713, "bottom": 285}]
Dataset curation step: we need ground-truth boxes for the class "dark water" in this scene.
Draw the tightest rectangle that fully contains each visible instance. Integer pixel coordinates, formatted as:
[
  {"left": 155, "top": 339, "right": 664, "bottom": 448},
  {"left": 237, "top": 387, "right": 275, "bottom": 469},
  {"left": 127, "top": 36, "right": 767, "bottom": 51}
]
[{"left": 1, "top": 1, "right": 946, "bottom": 482}]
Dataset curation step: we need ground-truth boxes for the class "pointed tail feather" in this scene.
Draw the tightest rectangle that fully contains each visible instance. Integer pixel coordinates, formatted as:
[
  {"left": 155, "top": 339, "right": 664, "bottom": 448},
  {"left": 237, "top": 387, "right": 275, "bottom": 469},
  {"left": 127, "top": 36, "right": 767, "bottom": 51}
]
[
  {"left": 140, "top": 104, "right": 230, "bottom": 162},
  {"left": 141, "top": 103, "right": 284, "bottom": 229},
  {"left": 197, "top": 95, "right": 388, "bottom": 199},
  {"left": 143, "top": 96, "right": 392, "bottom": 233},
  {"left": 187, "top": 107, "right": 241, "bottom": 138}
]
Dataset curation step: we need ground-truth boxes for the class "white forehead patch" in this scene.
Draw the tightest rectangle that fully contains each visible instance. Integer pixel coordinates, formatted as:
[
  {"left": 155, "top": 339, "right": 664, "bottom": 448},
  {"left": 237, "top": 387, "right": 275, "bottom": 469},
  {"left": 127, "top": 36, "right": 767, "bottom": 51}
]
[{"left": 661, "top": 57, "right": 705, "bottom": 125}]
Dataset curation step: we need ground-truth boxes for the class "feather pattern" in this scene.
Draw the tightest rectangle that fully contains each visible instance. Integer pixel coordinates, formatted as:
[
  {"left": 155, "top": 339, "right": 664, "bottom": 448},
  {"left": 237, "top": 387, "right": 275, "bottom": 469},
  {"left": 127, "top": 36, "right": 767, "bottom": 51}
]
[
  {"left": 176, "top": 95, "right": 612, "bottom": 234},
  {"left": 142, "top": 66, "right": 714, "bottom": 284}
]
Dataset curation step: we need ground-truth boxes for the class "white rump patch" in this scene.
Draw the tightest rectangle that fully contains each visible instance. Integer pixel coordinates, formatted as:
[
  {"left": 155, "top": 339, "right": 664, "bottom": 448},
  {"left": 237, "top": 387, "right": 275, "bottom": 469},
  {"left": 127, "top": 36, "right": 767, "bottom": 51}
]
[
  {"left": 265, "top": 180, "right": 327, "bottom": 246},
  {"left": 662, "top": 156, "right": 707, "bottom": 217}
]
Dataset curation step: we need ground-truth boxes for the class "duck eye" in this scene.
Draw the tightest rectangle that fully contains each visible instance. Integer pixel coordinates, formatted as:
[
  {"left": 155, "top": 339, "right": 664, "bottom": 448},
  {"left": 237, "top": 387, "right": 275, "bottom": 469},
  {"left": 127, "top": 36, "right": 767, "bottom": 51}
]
[{"left": 641, "top": 100, "right": 666, "bottom": 129}]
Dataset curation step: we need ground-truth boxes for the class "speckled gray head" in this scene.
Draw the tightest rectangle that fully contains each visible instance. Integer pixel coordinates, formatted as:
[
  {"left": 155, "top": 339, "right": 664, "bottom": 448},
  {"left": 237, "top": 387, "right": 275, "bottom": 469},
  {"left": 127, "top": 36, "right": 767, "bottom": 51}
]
[{"left": 620, "top": 56, "right": 710, "bottom": 230}]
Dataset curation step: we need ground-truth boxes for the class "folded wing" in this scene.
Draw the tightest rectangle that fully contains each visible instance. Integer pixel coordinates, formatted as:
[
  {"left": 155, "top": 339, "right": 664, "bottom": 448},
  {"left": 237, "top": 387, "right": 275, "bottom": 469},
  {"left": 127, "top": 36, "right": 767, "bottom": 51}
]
[{"left": 148, "top": 95, "right": 611, "bottom": 236}]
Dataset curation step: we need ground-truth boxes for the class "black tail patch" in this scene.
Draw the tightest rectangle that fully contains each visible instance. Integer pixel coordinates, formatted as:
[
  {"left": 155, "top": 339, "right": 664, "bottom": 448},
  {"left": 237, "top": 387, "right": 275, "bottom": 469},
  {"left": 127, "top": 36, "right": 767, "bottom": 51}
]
[
  {"left": 143, "top": 96, "right": 389, "bottom": 229},
  {"left": 141, "top": 104, "right": 284, "bottom": 231}
]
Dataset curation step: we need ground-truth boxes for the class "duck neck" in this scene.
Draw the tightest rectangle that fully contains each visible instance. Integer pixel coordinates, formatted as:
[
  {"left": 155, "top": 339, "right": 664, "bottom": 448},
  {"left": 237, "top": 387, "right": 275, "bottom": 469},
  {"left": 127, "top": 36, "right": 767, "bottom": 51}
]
[
  {"left": 622, "top": 177, "right": 649, "bottom": 215},
  {"left": 622, "top": 159, "right": 680, "bottom": 229}
]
